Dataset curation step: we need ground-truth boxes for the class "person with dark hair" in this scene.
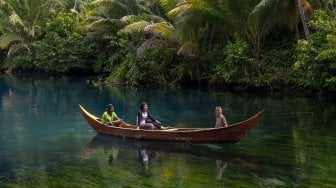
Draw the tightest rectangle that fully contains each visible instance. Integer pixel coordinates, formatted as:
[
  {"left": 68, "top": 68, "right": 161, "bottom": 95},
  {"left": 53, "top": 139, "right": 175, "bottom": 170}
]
[
  {"left": 215, "top": 106, "right": 228, "bottom": 128},
  {"left": 136, "top": 102, "right": 163, "bottom": 129},
  {"left": 102, "top": 104, "right": 123, "bottom": 126}
]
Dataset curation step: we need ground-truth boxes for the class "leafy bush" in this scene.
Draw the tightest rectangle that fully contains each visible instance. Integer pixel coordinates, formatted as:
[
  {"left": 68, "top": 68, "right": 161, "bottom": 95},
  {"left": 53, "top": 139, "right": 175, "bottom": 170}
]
[
  {"left": 33, "top": 13, "right": 97, "bottom": 73},
  {"left": 292, "top": 10, "right": 336, "bottom": 90},
  {"left": 91, "top": 32, "right": 142, "bottom": 73},
  {"left": 210, "top": 34, "right": 254, "bottom": 84},
  {"left": 106, "top": 46, "right": 175, "bottom": 86},
  {"left": 2, "top": 52, "right": 34, "bottom": 70},
  {"left": 106, "top": 52, "right": 139, "bottom": 86}
]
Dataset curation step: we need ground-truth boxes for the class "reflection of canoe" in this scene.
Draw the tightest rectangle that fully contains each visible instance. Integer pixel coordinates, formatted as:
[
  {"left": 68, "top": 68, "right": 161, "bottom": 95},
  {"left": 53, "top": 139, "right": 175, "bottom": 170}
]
[
  {"left": 87, "top": 134, "right": 251, "bottom": 161},
  {"left": 84, "top": 135, "right": 263, "bottom": 181},
  {"left": 79, "top": 105, "right": 264, "bottom": 143}
]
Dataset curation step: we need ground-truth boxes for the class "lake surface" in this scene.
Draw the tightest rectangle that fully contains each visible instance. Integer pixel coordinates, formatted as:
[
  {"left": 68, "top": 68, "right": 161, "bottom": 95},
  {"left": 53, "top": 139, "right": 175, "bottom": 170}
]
[{"left": 0, "top": 75, "right": 335, "bottom": 187}]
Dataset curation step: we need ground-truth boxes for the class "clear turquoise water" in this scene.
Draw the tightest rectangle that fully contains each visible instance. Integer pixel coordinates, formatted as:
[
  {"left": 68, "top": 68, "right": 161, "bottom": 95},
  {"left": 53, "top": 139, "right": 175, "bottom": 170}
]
[{"left": 0, "top": 75, "right": 335, "bottom": 187}]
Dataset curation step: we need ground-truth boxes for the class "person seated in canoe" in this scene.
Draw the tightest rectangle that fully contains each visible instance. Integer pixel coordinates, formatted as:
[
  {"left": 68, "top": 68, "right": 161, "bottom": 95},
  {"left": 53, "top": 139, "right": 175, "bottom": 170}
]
[
  {"left": 215, "top": 106, "right": 228, "bottom": 128},
  {"left": 102, "top": 104, "right": 123, "bottom": 126},
  {"left": 136, "top": 102, "right": 164, "bottom": 129}
]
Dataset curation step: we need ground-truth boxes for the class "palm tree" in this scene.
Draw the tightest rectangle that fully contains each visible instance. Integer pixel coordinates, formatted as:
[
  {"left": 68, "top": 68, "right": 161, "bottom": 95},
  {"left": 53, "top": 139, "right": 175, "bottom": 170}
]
[
  {"left": 118, "top": 0, "right": 175, "bottom": 56},
  {"left": 165, "top": 0, "right": 226, "bottom": 55},
  {"left": 0, "top": 0, "right": 64, "bottom": 57},
  {"left": 83, "top": 0, "right": 139, "bottom": 33},
  {"left": 122, "top": 0, "right": 232, "bottom": 83},
  {"left": 123, "top": 0, "right": 228, "bottom": 56},
  {"left": 220, "top": 0, "right": 275, "bottom": 72},
  {"left": 253, "top": 0, "right": 313, "bottom": 40}
]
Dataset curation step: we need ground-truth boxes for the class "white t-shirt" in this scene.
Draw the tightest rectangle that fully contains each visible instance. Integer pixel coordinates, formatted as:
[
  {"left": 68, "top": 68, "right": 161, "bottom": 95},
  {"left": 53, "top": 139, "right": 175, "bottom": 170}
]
[{"left": 140, "top": 112, "right": 148, "bottom": 125}]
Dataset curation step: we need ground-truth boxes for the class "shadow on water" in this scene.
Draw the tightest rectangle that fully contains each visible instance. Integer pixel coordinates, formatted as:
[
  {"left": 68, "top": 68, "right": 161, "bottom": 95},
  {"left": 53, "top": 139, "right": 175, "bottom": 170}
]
[{"left": 82, "top": 134, "right": 264, "bottom": 179}]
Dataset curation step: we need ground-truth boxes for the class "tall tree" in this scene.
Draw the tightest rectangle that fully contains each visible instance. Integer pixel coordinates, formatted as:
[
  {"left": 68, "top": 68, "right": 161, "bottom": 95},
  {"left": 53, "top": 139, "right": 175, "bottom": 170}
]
[
  {"left": 121, "top": 0, "right": 178, "bottom": 54},
  {"left": 224, "top": 0, "right": 276, "bottom": 71},
  {"left": 253, "top": 0, "right": 313, "bottom": 40}
]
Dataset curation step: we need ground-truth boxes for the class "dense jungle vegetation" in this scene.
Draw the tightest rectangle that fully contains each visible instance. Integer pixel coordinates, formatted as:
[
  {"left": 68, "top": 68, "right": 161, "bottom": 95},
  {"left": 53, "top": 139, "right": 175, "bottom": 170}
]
[{"left": 0, "top": 0, "right": 335, "bottom": 92}]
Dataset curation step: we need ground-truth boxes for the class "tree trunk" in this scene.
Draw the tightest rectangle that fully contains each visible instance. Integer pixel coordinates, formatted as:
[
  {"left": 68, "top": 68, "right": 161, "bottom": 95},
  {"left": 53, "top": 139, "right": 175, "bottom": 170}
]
[
  {"left": 298, "top": 0, "right": 310, "bottom": 40},
  {"left": 295, "top": 23, "right": 299, "bottom": 41},
  {"left": 207, "top": 23, "right": 215, "bottom": 55}
]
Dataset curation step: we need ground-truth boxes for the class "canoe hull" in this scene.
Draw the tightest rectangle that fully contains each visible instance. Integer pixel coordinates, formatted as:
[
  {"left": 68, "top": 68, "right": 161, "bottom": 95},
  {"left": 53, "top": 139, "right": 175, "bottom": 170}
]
[{"left": 79, "top": 105, "right": 264, "bottom": 143}]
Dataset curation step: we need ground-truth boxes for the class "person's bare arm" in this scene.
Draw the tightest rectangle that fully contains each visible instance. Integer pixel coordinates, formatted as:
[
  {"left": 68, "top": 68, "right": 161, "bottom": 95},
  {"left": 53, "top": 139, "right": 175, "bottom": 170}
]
[{"left": 221, "top": 116, "right": 228, "bottom": 128}]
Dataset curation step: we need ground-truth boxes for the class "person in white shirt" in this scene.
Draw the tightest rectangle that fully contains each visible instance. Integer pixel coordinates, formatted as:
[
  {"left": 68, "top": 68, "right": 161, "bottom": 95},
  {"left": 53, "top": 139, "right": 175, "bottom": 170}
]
[{"left": 136, "top": 102, "right": 163, "bottom": 129}]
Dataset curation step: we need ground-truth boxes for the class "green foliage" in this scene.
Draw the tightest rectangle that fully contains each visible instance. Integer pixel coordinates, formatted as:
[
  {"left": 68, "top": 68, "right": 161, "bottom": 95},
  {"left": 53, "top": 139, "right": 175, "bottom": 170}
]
[
  {"left": 33, "top": 13, "right": 97, "bottom": 73},
  {"left": 0, "top": 0, "right": 64, "bottom": 57},
  {"left": 106, "top": 44, "right": 176, "bottom": 86},
  {"left": 91, "top": 32, "right": 144, "bottom": 73},
  {"left": 34, "top": 33, "right": 95, "bottom": 73},
  {"left": 210, "top": 34, "right": 255, "bottom": 84},
  {"left": 2, "top": 52, "right": 34, "bottom": 70},
  {"left": 99, "top": 32, "right": 144, "bottom": 85},
  {"left": 292, "top": 10, "right": 336, "bottom": 90},
  {"left": 0, "top": 0, "right": 334, "bottom": 92},
  {"left": 45, "top": 12, "right": 79, "bottom": 37},
  {"left": 106, "top": 52, "right": 139, "bottom": 85},
  {"left": 137, "top": 47, "right": 175, "bottom": 85}
]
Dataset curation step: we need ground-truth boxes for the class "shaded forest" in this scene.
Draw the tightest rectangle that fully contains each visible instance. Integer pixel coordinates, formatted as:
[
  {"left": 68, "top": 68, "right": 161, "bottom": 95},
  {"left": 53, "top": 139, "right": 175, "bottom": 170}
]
[{"left": 0, "top": 0, "right": 335, "bottom": 92}]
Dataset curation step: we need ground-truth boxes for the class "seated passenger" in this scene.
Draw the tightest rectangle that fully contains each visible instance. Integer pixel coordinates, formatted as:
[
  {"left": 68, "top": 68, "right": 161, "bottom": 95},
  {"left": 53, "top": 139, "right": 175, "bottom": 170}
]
[
  {"left": 102, "top": 104, "right": 123, "bottom": 126},
  {"left": 136, "top": 102, "right": 163, "bottom": 129},
  {"left": 215, "top": 106, "right": 228, "bottom": 128}
]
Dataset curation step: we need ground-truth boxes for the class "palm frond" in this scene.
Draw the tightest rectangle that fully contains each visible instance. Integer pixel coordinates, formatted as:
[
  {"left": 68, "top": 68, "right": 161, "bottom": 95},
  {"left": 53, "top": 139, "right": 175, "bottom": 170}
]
[
  {"left": 168, "top": 0, "right": 223, "bottom": 20},
  {"left": 85, "top": 16, "right": 104, "bottom": 23},
  {"left": 1, "top": 0, "right": 64, "bottom": 40},
  {"left": 148, "top": 15, "right": 168, "bottom": 23},
  {"left": 177, "top": 41, "right": 199, "bottom": 58},
  {"left": 144, "top": 22, "right": 177, "bottom": 41},
  {"left": 7, "top": 43, "right": 30, "bottom": 57},
  {"left": 252, "top": 0, "right": 277, "bottom": 15},
  {"left": 167, "top": 3, "right": 192, "bottom": 18},
  {"left": 91, "top": 0, "right": 128, "bottom": 12},
  {"left": 137, "top": 38, "right": 175, "bottom": 56},
  {"left": 186, "top": 0, "right": 224, "bottom": 20},
  {"left": 137, "top": 4, "right": 154, "bottom": 15},
  {"left": 120, "top": 15, "right": 137, "bottom": 24},
  {"left": 86, "top": 18, "right": 124, "bottom": 31},
  {"left": 174, "top": 13, "right": 200, "bottom": 42},
  {"left": 159, "top": 0, "right": 180, "bottom": 13},
  {"left": 9, "top": 12, "right": 25, "bottom": 27},
  {"left": 0, "top": 33, "right": 24, "bottom": 49},
  {"left": 122, "top": 21, "right": 150, "bottom": 33}
]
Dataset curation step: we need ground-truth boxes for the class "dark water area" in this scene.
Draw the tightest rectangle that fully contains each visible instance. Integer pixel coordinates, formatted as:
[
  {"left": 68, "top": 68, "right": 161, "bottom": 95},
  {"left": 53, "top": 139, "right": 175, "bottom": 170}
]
[{"left": 0, "top": 75, "right": 335, "bottom": 187}]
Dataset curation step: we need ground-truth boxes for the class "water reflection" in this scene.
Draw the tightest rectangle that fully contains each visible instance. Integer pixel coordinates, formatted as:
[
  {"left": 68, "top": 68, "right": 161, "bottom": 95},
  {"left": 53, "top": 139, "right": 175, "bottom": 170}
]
[
  {"left": 138, "top": 148, "right": 159, "bottom": 170},
  {"left": 1, "top": 75, "right": 335, "bottom": 187},
  {"left": 215, "top": 160, "right": 228, "bottom": 179},
  {"left": 82, "top": 135, "right": 263, "bottom": 178}
]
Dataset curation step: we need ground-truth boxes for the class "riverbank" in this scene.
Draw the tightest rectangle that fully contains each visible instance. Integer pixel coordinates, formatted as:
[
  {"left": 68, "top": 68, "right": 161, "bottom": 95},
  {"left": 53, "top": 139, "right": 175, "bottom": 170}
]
[
  {"left": 86, "top": 73, "right": 335, "bottom": 99},
  {"left": 1, "top": 71, "right": 335, "bottom": 99}
]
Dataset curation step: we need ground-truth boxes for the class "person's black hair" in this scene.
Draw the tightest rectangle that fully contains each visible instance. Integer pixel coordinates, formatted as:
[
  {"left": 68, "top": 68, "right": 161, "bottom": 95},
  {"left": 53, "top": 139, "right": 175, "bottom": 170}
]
[
  {"left": 106, "top": 104, "right": 114, "bottom": 109},
  {"left": 140, "top": 102, "right": 147, "bottom": 110}
]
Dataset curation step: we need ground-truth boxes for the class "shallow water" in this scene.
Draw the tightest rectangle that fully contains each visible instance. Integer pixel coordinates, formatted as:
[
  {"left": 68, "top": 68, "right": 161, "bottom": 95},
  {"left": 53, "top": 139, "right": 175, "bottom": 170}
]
[{"left": 0, "top": 75, "right": 335, "bottom": 187}]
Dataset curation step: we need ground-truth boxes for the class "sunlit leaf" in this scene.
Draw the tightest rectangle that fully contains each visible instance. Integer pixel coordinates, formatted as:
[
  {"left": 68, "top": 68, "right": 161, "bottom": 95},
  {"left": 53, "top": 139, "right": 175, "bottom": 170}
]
[
  {"left": 122, "top": 21, "right": 150, "bottom": 33},
  {"left": 0, "top": 33, "right": 24, "bottom": 49},
  {"left": 144, "top": 22, "right": 177, "bottom": 41}
]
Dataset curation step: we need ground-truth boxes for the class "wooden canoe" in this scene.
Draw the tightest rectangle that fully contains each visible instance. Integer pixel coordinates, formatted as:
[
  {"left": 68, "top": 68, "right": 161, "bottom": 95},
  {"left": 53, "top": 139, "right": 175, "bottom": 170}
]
[{"left": 79, "top": 105, "right": 265, "bottom": 143}]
